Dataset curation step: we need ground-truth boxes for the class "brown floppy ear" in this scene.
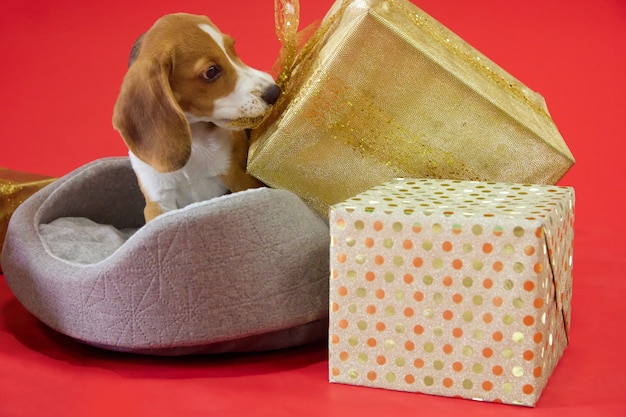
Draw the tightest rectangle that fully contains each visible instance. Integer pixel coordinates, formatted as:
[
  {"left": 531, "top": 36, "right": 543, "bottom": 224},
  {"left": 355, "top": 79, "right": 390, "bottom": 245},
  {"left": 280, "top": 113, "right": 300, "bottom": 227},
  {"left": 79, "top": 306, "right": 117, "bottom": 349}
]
[{"left": 113, "top": 51, "right": 191, "bottom": 173}]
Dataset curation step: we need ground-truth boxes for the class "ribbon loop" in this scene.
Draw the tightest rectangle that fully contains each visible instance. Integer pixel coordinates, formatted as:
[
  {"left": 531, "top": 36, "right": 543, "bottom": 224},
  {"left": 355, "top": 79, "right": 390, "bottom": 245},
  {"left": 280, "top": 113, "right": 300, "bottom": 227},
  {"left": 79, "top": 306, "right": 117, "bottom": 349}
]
[{"left": 274, "top": 0, "right": 300, "bottom": 85}]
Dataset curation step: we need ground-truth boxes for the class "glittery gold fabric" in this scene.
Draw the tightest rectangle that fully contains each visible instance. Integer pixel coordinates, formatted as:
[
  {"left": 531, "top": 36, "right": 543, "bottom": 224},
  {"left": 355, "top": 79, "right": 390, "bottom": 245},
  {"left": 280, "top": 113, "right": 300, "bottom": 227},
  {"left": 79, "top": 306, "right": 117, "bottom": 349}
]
[
  {"left": 250, "top": 0, "right": 575, "bottom": 216},
  {"left": 0, "top": 168, "right": 55, "bottom": 271},
  {"left": 329, "top": 179, "right": 574, "bottom": 406}
]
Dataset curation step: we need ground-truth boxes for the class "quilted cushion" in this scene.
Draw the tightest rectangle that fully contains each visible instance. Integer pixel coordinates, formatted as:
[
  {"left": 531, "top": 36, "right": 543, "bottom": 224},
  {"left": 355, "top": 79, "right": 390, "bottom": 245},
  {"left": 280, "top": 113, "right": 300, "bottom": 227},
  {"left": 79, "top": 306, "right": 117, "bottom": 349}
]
[{"left": 1, "top": 157, "right": 330, "bottom": 355}]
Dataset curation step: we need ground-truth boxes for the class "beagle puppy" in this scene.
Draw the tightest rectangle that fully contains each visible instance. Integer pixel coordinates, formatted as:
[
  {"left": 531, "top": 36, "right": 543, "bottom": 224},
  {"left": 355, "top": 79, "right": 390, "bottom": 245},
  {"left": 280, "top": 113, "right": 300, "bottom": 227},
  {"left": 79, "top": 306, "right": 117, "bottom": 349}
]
[{"left": 113, "top": 13, "right": 280, "bottom": 223}]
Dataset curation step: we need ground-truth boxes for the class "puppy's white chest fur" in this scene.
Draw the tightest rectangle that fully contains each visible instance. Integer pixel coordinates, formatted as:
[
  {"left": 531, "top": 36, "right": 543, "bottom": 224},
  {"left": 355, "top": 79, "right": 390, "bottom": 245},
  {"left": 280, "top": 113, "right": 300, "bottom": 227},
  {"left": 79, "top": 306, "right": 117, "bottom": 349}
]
[{"left": 129, "top": 124, "right": 232, "bottom": 212}]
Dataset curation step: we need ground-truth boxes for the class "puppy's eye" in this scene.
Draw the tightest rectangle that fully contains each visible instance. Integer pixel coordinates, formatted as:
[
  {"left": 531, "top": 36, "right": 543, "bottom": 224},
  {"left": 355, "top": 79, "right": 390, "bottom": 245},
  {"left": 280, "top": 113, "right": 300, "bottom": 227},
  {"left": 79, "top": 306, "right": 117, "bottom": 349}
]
[{"left": 202, "top": 66, "right": 221, "bottom": 81}]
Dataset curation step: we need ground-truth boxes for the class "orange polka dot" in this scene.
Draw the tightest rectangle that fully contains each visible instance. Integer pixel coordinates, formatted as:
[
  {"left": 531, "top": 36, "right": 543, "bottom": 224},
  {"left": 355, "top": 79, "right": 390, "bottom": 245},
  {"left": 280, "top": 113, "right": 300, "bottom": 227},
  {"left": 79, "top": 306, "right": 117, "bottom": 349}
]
[
  {"left": 492, "top": 331, "right": 503, "bottom": 342},
  {"left": 493, "top": 296, "right": 503, "bottom": 307},
  {"left": 338, "top": 286, "right": 348, "bottom": 296},
  {"left": 413, "top": 257, "right": 424, "bottom": 268},
  {"left": 533, "top": 367, "right": 542, "bottom": 378},
  {"left": 452, "top": 362, "right": 463, "bottom": 372},
  {"left": 403, "top": 240, "right": 413, "bottom": 250},
  {"left": 535, "top": 227, "right": 543, "bottom": 238},
  {"left": 414, "top": 325, "right": 424, "bottom": 335},
  {"left": 452, "top": 293, "right": 463, "bottom": 304},
  {"left": 523, "top": 350, "right": 535, "bottom": 361},
  {"left": 366, "top": 305, "right": 377, "bottom": 315},
  {"left": 374, "top": 221, "right": 384, "bottom": 231},
  {"left": 483, "top": 313, "right": 493, "bottom": 324},
  {"left": 534, "top": 298, "right": 544, "bottom": 309},
  {"left": 405, "top": 374, "right": 415, "bottom": 384},
  {"left": 365, "top": 237, "right": 375, "bottom": 248},
  {"left": 482, "top": 348, "right": 493, "bottom": 358},
  {"left": 331, "top": 334, "right": 340, "bottom": 344},
  {"left": 443, "top": 310, "right": 454, "bottom": 321},
  {"left": 492, "top": 365, "right": 504, "bottom": 376},
  {"left": 375, "top": 289, "right": 386, "bottom": 299},
  {"left": 331, "top": 269, "right": 338, "bottom": 279},
  {"left": 414, "top": 291, "right": 424, "bottom": 302},
  {"left": 367, "top": 338, "right": 377, "bottom": 347},
  {"left": 367, "top": 371, "right": 377, "bottom": 381},
  {"left": 482, "top": 381, "right": 494, "bottom": 392},
  {"left": 376, "top": 322, "right": 386, "bottom": 332},
  {"left": 534, "top": 263, "right": 544, "bottom": 273},
  {"left": 405, "top": 341, "right": 415, "bottom": 351},
  {"left": 403, "top": 274, "right": 414, "bottom": 284},
  {"left": 483, "top": 278, "right": 493, "bottom": 289},
  {"left": 452, "top": 259, "right": 463, "bottom": 270},
  {"left": 482, "top": 243, "right": 493, "bottom": 254},
  {"left": 443, "top": 276, "right": 453, "bottom": 287},
  {"left": 414, "top": 358, "right": 425, "bottom": 368},
  {"left": 412, "top": 224, "right": 423, "bottom": 233},
  {"left": 524, "top": 316, "right": 535, "bottom": 326},
  {"left": 443, "top": 344, "right": 453, "bottom": 355},
  {"left": 375, "top": 255, "right": 385, "bottom": 265},
  {"left": 442, "top": 241, "right": 453, "bottom": 252},
  {"left": 331, "top": 367, "right": 340, "bottom": 377},
  {"left": 452, "top": 328, "right": 463, "bottom": 338},
  {"left": 523, "top": 384, "right": 535, "bottom": 395},
  {"left": 365, "top": 271, "right": 376, "bottom": 282},
  {"left": 331, "top": 302, "right": 339, "bottom": 312},
  {"left": 493, "top": 261, "right": 504, "bottom": 272},
  {"left": 524, "top": 245, "right": 536, "bottom": 256},
  {"left": 376, "top": 355, "right": 387, "bottom": 365},
  {"left": 338, "top": 319, "right": 349, "bottom": 329},
  {"left": 443, "top": 378, "right": 454, "bottom": 388},
  {"left": 534, "top": 332, "right": 544, "bottom": 344},
  {"left": 404, "top": 307, "right": 415, "bottom": 317},
  {"left": 337, "top": 253, "right": 347, "bottom": 263},
  {"left": 339, "top": 351, "right": 349, "bottom": 361}
]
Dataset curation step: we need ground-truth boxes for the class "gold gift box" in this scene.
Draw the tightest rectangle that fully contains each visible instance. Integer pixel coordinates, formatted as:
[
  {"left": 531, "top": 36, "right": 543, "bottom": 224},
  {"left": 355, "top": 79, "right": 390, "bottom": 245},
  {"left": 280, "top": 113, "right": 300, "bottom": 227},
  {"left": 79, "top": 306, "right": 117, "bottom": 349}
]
[
  {"left": 0, "top": 168, "right": 55, "bottom": 272},
  {"left": 328, "top": 178, "right": 574, "bottom": 406},
  {"left": 250, "top": 0, "right": 575, "bottom": 216}
]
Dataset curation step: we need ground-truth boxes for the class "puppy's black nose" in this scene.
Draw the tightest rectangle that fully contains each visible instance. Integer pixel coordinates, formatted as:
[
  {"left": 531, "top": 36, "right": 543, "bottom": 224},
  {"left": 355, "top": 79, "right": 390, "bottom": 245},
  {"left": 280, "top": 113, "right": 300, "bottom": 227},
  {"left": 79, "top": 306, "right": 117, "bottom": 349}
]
[{"left": 262, "top": 84, "right": 281, "bottom": 105}]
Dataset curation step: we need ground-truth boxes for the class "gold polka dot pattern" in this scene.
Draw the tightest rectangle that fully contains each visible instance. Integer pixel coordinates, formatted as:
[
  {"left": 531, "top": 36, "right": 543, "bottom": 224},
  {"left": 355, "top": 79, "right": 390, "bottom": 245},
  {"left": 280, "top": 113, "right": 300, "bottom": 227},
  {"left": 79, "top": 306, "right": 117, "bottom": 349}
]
[{"left": 329, "top": 179, "right": 574, "bottom": 407}]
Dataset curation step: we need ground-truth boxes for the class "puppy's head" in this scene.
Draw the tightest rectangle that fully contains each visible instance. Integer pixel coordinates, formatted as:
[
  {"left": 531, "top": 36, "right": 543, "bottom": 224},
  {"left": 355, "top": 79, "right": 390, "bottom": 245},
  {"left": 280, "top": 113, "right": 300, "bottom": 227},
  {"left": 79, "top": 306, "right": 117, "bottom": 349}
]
[{"left": 113, "top": 13, "right": 280, "bottom": 173}]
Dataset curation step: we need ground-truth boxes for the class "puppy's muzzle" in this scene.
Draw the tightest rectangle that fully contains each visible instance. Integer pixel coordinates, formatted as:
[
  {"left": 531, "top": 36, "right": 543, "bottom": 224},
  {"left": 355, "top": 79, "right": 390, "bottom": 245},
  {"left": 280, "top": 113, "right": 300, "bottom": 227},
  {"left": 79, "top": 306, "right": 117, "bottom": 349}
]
[{"left": 262, "top": 84, "right": 281, "bottom": 105}]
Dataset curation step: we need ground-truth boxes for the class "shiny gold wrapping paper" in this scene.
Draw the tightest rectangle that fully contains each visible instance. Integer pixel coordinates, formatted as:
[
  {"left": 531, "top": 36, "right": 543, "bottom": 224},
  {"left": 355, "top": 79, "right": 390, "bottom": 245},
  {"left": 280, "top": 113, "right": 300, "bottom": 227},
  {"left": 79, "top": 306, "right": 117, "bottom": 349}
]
[
  {"left": 0, "top": 168, "right": 55, "bottom": 272},
  {"left": 329, "top": 179, "right": 574, "bottom": 406},
  {"left": 250, "top": 0, "right": 575, "bottom": 216}
]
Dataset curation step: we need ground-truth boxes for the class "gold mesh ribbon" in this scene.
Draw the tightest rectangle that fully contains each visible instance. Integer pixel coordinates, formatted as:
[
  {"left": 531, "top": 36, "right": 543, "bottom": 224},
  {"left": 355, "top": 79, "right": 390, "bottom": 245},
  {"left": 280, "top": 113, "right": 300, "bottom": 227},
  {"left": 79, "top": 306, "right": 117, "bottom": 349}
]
[
  {"left": 251, "top": 0, "right": 575, "bottom": 216},
  {"left": 0, "top": 168, "right": 55, "bottom": 272},
  {"left": 272, "top": 0, "right": 324, "bottom": 86},
  {"left": 273, "top": 0, "right": 300, "bottom": 85}
]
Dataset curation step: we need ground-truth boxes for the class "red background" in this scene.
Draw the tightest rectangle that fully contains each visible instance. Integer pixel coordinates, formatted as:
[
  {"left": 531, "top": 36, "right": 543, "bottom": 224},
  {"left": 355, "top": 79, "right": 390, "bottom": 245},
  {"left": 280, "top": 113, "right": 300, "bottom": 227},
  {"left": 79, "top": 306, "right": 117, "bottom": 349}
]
[{"left": 1, "top": 0, "right": 625, "bottom": 416}]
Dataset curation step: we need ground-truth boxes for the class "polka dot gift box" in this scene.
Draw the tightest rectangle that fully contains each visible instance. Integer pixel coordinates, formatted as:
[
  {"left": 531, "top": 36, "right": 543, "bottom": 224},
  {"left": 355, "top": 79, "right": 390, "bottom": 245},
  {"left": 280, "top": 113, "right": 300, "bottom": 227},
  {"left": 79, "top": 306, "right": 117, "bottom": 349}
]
[{"left": 329, "top": 178, "right": 574, "bottom": 406}]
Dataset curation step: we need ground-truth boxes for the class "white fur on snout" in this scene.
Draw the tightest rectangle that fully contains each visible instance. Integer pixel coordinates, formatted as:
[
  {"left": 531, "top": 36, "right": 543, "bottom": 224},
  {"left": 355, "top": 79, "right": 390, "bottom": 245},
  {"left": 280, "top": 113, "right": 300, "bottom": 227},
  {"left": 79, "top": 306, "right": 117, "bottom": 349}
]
[
  {"left": 198, "top": 23, "right": 276, "bottom": 127},
  {"left": 212, "top": 67, "right": 275, "bottom": 127}
]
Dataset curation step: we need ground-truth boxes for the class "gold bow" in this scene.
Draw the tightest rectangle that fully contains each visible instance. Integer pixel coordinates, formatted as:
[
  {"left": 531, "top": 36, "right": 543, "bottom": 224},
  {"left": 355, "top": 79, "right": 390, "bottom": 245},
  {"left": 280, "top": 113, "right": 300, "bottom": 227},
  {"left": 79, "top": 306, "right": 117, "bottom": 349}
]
[{"left": 273, "top": 0, "right": 300, "bottom": 85}]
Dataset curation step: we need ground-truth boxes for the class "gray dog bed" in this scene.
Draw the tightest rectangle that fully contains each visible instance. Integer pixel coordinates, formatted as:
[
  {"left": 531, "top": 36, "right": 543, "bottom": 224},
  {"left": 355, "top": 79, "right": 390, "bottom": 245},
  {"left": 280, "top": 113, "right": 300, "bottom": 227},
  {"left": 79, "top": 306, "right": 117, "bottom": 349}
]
[{"left": 1, "top": 157, "right": 330, "bottom": 355}]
